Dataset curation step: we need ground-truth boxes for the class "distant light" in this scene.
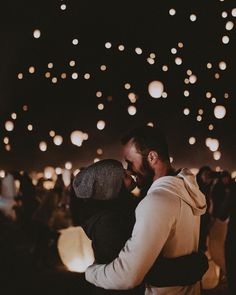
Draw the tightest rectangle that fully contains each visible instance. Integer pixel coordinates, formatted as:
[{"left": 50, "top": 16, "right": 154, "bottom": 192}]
[
  {"left": 178, "top": 42, "right": 184, "bottom": 48},
  {"left": 169, "top": 8, "right": 176, "bottom": 16},
  {"left": 150, "top": 53, "right": 156, "bottom": 58},
  {"left": 187, "top": 70, "right": 192, "bottom": 76},
  {"left": 170, "top": 157, "right": 174, "bottom": 163},
  {"left": 69, "top": 60, "right": 76, "bottom": 67},
  {"left": 184, "top": 90, "right": 190, "bottom": 97},
  {"left": 33, "top": 29, "right": 41, "bottom": 39},
  {"left": 183, "top": 108, "right": 190, "bottom": 115},
  {"left": 224, "top": 93, "right": 229, "bottom": 99},
  {"left": 94, "top": 158, "right": 100, "bottom": 163},
  {"left": 189, "top": 75, "right": 197, "bottom": 84},
  {"left": 222, "top": 36, "right": 230, "bottom": 44},
  {"left": 72, "top": 73, "right": 78, "bottom": 79},
  {"left": 213, "top": 151, "right": 221, "bottom": 161},
  {"left": 49, "top": 130, "right": 56, "bottom": 137},
  {"left": 147, "top": 58, "right": 155, "bottom": 64},
  {"left": 207, "top": 63, "right": 212, "bottom": 69},
  {"left": 190, "top": 14, "right": 197, "bottom": 22},
  {"left": 27, "top": 124, "right": 33, "bottom": 131},
  {"left": 105, "top": 42, "right": 112, "bottom": 49},
  {"left": 147, "top": 122, "right": 154, "bottom": 127},
  {"left": 219, "top": 61, "right": 227, "bottom": 70},
  {"left": 98, "top": 103, "right": 104, "bottom": 110},
  {"left": 211, "top": 97, "right": 216, "bottom": 103},
  {"left": 60, "top": 4, "right": 66, "bottom": 10},
  {"left": 100, "top": 65, "right": 107, "bottom": 71},
  {"left": 61, "top": 73, "right": 67, "bottom": 79},
  {"left": 65, "top": 162, "right": 72, "bottom": 170},
  {"left": 73, "top": 169, "right": 80, "bottom": 176},
  {"left": 44, "top": 166, "right": 54, "bottom": 179},
  {"left": 162, "top": 65, "right": 168, "bottom": 71},
  {"left": 222, "top": 11, "right": 228, "bottom": 18},
  {"left": 214, "top": 105, "right": 226, "bottom": 119},
  {"left": 0, "top": 170, "right": 5, "bottom": 178},
  {"left": 39, "top": 141, "right": 47, "bottom": 152},
  {"left": 23, "top": 105, "right": 28, "bottom": 111},
  {"left": 83, "top": 133, "right": 89, "bottom": 140},
  {"left": 11, "top": 113, "right": 17, "bottom": 120},
  {"left": 206, "top": 138, "right": 219, "bottom": 152},
  {"left": 5, "top": 121, "right": 14, "bottom": 131},
  {"left": 18, "top": 73, "right": 23, "bottom": 79},
  {"left": 128, "top": 92, "right": 137, "bottom": 103},
  {"left": 171, "top": 48, "right": 177, "bottom": 54},
  {"left": 135, "top": 47, "right": 142, "bottom": 55},
  {"left": 148, "top": 80, "right": 164, "bottom": 98},
  {"left": 118, "top": 45, "right": 125, "bottom": 51},
  {"left": 162, "top": 92, "right": 168, "bottom": 98},
  {"left": 97, "top": 120, "right": 105, "bottom": 130},
  {"left": 5, "top": 144, "right": 11, "bottom": 151},
  {"left": 206, "top": 92, "right": 212, "bottom": 98},
  {"left": 97, "top": 148, "right": 103, "bottom": 155},
  {"left": 48, "top": 63, "right": 53, "bottom": 69},
  {"left": 70, "top": 131, "right": 83, "bottom": 147},
  {"left": 226, "top": 21, "right": 234, "bottom": 31},
  {"left": 198, "top": 109, "right": 204, "bottom": 115},
  {"left": 175, "top": 57, "right": 182, "bottom": 65},
  {"left": 216, "top": 166, "right": 221, "bottom": 172},
  {"left": 52, "top": 77, "right": 57, "bottom": 83},
  {"left": 84, "top": 73, "right": 90, "bottom": 79},
  {"left": 128, "top": 105, "right": 137, "bottom": 116},
  {"left": 189, "top": 137, "right": 196, "bottom": 145},
  {"left": 184, "top": 78, "right": 189, "bottom": 85},
  {"left": 3, "top": 137, "right": 9, "bottom": 144},
  {"left": 72, "top": 39, "right": 79, "bottom": 45},
  {"left": 232, "top": 8, "right": 236, "bottom": 17},
  {"left": 231, "top": 171, "right": 236, "bottom": 179},
  {"left": 55, "top": 167, "right": 62, "bottom": 175},
  {"left": 96, "top": 91, "right": 102, "bottom": 98},
  {"left": 208, "top": 124, "right": 214, "bottom": 131},
  {"left": 29, "top": 66, "right": 35, "bottom": 74},
  {"left": 45, "top": 72, "right": 51, "bottom": 78},
  {"left": 215, "top": 73, "right": 220, "bottom": 79},
  {"left": 197, "top": 115, "right": 202, "bottom": 122},
  {"left": 124, "top": 83, "right": 131, "bottom": 90},
  {"left": 53, "top": 135, "right": 63, "bottom": 146}
]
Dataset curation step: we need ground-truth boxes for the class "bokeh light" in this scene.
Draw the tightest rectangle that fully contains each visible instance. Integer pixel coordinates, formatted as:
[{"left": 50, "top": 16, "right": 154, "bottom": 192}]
[{"left": 148, "top": 81, "right": 164, "bottom": 98}]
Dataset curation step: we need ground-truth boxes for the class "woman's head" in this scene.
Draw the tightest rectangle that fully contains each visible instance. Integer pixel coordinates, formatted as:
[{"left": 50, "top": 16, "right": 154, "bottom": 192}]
[{"left": 73, "top": 159, "right": 135, "bottom": 201}]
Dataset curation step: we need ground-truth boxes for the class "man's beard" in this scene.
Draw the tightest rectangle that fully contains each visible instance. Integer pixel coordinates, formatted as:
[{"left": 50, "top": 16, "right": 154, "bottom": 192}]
[{"left": 136, "top": 156, "right": 154, "bottom": 191}]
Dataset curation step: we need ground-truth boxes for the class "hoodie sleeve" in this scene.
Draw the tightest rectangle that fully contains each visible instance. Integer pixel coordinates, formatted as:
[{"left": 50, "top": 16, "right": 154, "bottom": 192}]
[{"left": 85, "top": 190, "right": 180, "bottom": 289}]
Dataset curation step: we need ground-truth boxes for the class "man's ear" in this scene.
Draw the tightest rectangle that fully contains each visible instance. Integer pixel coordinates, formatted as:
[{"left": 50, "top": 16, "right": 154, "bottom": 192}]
[{"left": 147, "top": 151, "right": 159, "bottom": 165}]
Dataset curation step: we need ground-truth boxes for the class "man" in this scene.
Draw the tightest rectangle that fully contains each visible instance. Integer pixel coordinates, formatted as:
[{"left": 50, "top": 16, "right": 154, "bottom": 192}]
[{"left": 86, "top": 126, "right": 207, "bottom": 294}]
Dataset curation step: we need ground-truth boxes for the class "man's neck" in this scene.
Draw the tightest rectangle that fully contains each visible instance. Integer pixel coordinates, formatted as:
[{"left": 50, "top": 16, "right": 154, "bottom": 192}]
[{"left": 153, "top": 162, "right": 173, "bottom": 181}]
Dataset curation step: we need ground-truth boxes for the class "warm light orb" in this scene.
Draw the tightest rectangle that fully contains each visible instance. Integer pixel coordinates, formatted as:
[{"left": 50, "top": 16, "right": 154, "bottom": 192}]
[
  {"left": 183, "top": 108, "right": 190, "bottom": 115},
  {"left": 5, "top": 121, "right": 14, "bottom": 131},
  {"left": 222, "top": 36, "right": 230, "bottom": 44},
  {"left": 52, "top": 77, "right": 57, "bottom": 84},
  {"left": 118, "top": 45, "right": 125, "bottom": 51},
  {"left": 96, "top": 91, "right": 102, "bottom": 98},
  {"left": 44, "top": 166, "right": 55, "bottom": 179},
  {"left": 69, "top": 60, "right": 76, "bottom": 67},
  {"left": 232, "top": 8, "right": 236, "bottom": 17},
  {"left": 124, "top": 83, "right": 131, "bottom": 90},
  {"left": 23, "top": 105, "right": 28, "bottom": 111},
  {"left": 175, "top": 57, "right": 182, "bottom": 65},
  {"left": 214, "top": 105, "right": 226, "bottom": 119},
  {"left": 18, "top": 73, "right": 23, "bottom": 79},
  {"left": 53, "top": 135, "right": 63, "bottom": 146},
  {"left": 169, "top": 8, "right": 176, "bottom": 16},
  {"left": 148, "top": 80, "right": 164, "bottom": 98},
  {"left": 97, "top": 120, "right": 105, "bottom": 130},
  {"left": 147, "top": 58, "right": 155, "bottom": 64},
  {"left": 72, "top": 73, "right": 78, "bottom": 80},
  {"left": 190, "top": 14, "right": 197, "bottom": 22},
  {"left": 39, "top": 141, "right": 47, "bottom": 152},
  {"left": 128, "top": 105, "right": 137, "bottom": 116},
  {"left": 72, "top": 39, "right": 79, "bottom": 45},
  {"left": 128, "top": 92, "right": 137, "bottom": 103},
  {"left": 207, "top": 63, "right": 212, "bottom": 69},
  {"left": 84, "top": 73, "right": 90, "bottom": 79},
  {"left": 100, "top": 65, "right": 107, "bottom": 71},
  {"left": 213, "top": 151, "right": 221, "bottom": 161},
  {"left": 105, "top": 42, "right": 112, "bottom": 49},
  {"left": 171, "top": 48, "right": 177, "bottom": 54},
  {"left": 226, "top": 21, "right": 234, "bottom": 31},
  {"left": 98, "top": 103, "right": 104, "bottom": 110},
  {"left": 162, "top": 65, "right": 168, "bottom": 72},
  {"left": 147, "top": 122, "right": 154, "bottom": 127},
  {"left": 184, "top": 90, "right": 190, "bottom": 97},
  {"left": 11, "top": 113, "right": 17, "bottom": 120},
  {"left": 206, "top": 138, "right": 219, "bottom": 152},
  {"left": 27, "top": 124, "right": 33, "bottom": 131},
  {"left": 208, "top": 124, "right": 214, "bottom": 131},
  {"left": 135, "top": 47, "right": 142, "bottom": 55},
  {"left": 29, "top": 66, "right": 35, "bottom": 74},
  {"left": 219, "top": 61, "right": 227, "bottom": 70},
  {"left": 33, "top": 29, "right": 41, "bottom": 39},
  {"left": 189, "top": 137, "right": 196, "bottom": 145},
  {"left": 189, "top": 75, "right": 197, "bottom": 84},
  {"left": 97, "top": 148, "right": 103, "bottom": 155},
  {"left": 60, "top": 4, "right": 66, "bottom": 10},
  {"left": 65, "top": 162, "right": 72, "bottom": 170},
  {"left": 70, "top": 131, "right": 84, "bottom": 147}
]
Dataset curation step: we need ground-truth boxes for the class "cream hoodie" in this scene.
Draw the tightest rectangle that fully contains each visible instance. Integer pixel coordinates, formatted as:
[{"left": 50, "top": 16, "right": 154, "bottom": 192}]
[{"left": 86, "top": 168, "right": 206, "bottom": 295}]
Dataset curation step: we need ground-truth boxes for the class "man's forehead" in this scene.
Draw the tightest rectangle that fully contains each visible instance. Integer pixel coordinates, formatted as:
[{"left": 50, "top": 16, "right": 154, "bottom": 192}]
[{"left": 123, "top": 140, "right": 139, "bottom": 157}]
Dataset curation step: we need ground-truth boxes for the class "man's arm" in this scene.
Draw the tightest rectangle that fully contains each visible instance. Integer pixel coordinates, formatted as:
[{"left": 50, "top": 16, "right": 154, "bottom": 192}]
[{"left": 85, "top": 192, "right": 179, "bottom": 289}]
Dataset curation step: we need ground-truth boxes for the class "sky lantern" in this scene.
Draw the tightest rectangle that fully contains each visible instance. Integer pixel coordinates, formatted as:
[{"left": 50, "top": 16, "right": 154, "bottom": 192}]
[
  {"left": 57, "top": 226, "right": 94, "bottom": 273},
  {"left": 5, "top": 121, "right": 14, "bottom": 132},
  {"left": 214, "top": 105, "right": 226, "bottom": 119},
  {"left": 53, "top": 135, "right": 63, "bottom": 146},
  {"left": 97, "top": 120, "right": 105, "bottom": 130},
  {"left": 39, "top": 141, "right": 47, "bottom": 152},
  {"left": 148, "top": 80, "right": 164, "bottom": 98},
  {"left": 70, "top": 130, "right": 84, "bottom": 146}
]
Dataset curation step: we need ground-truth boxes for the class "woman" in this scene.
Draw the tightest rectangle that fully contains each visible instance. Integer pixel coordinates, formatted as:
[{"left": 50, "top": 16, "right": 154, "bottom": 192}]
[{"left": 71, "top": 159, "right": 208, "bottom": 294}]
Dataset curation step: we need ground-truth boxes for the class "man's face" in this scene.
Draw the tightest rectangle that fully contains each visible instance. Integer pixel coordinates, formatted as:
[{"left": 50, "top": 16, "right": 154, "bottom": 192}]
[{"left": 123, "top": 139, "right": 154, "bottom": 188}]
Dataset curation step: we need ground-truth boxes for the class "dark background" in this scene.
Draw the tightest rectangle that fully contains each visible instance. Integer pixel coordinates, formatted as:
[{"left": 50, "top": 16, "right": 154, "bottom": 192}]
[{"left": 0, "top": 0, "right": 235, "bottom": 172}]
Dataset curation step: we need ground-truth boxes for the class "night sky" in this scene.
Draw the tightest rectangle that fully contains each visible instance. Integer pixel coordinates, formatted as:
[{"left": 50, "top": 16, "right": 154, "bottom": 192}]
[{"left": 0, "top": 0, "right": 236, "bottom": 173}]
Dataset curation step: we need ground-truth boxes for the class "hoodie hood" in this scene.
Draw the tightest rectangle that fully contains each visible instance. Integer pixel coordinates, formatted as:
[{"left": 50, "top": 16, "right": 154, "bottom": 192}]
[{"left": 148, "top": 168, "right": 207, "bottom": 216}]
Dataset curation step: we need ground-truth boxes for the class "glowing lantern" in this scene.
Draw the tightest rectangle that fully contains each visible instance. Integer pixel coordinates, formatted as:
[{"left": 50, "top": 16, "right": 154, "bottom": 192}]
[
  {"left": 128, "top": 106, "right": 137, "bottom": 116},
  {"left": 70, "top": 131, "right": 84, "bottom": 147},
  {"left": 44, "top": 166, "right": 55, "bottom": 179},
  {"left": 214, "top": 105, "right": 226, "bottom": 119},
  {"left": 148, "top": 81, "right": 164, "bottom": 98},
  {"left": 5, "top": 121, "right": 14, "bottom": 131},
  {"left": 97, "top": 120, "right": 105, "bottom": 130},
  {"left": 65, "top": 162, "right": 72, "bottom": 170},
  {"left": 207, "top": 139, "right": 219, "bottom": 152},
  {"left": 39, "top": 141, "right": 47, "bottom": 152},
  {"left": 213, "top": 151, "right": 221, "bottom": 161},
  {"left": 33, "top": 29, "right": 41, "bottom": 38},
  {"left": 58, "top": 227, "right": 94, "bottom": 273},
  {"left": 53, "top": 135, "right": 63, "bottom": 146},
  {"left": 189, "top": 75, "right": 197, "bottom": 84},
  {"left": 189, "top": 137, "right": 196, "bottom": 145}
]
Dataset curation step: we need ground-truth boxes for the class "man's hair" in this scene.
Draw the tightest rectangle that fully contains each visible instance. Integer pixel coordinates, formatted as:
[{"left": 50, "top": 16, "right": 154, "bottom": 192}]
[{"left": 121, "top": 126, "right": 170, "bottom": 161}]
